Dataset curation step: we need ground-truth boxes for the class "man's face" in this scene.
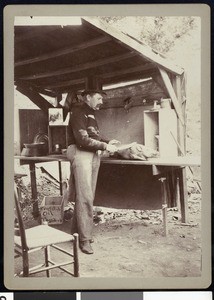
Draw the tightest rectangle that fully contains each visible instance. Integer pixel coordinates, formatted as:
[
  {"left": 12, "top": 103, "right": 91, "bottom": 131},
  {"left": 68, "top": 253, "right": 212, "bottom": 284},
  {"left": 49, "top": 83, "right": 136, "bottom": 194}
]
[{"left": 87, "top": 93, "right": 103, "bottom": 110}]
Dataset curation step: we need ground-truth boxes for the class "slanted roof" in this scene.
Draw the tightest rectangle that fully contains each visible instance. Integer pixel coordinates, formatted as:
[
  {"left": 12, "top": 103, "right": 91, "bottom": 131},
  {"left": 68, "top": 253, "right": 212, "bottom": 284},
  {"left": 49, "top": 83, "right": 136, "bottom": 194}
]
[{"left": 14, "top": 17, "right": 184, "bottom": 97}]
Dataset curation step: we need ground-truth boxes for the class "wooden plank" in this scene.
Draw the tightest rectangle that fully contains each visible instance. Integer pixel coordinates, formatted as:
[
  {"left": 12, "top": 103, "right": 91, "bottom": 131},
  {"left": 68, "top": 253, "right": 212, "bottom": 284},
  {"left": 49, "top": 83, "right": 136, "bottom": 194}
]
[
  {"left": 14, "top": 155, "right": 201, "bottom": 166},
  {"left": 15, "top": 27, "right": 57, "bottom": 43},
  {"left": 100, "top": 63, "right": 154, "bottom": 79},
  {"left": 19, "top": 51, "right": 137, "bottom": 80},
  {"left": 15, "top": 36, "right": 112, "bottom": 67},
  {"left": 178, "top": 167, "right": 189, "bottom": 223},
  {"left": 29, "top": 163, "right": 39, "bottom": 218},
  {"left": 45, "top": 78, "right": 86, "bottom": 89},
  {"left": 159, "top": 68, "right": 184, "bottom": 125},
  {"left": 101, "top": 93, "right": 165, "bottom": 110},
  {"left": 180, "top": 73, "right": 187, "bottom": 151},
  {"left": 102, "top": 69, "right": 158, "bottom": 87},
  {"left": 83, "top": 17, "right": 184, "bottom": 75},
  {"left": 19, "top": 109, "right": 48, "bottom": 155},
  {"left": 86, "top": 76, "right": 99, "bottom": 89},
  {"left": 30, "top": 87, "right": 57, "bottom": 98},
  {"left": 173, "top": 74, "right": 186, "bottom": 155}
]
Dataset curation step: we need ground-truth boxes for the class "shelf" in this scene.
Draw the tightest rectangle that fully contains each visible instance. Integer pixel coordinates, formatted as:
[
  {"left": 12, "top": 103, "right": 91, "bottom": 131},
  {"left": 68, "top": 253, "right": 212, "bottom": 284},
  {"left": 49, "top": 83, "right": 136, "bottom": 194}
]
[{"left": 144, "top": 109, "right": 178, "bottom": 157}]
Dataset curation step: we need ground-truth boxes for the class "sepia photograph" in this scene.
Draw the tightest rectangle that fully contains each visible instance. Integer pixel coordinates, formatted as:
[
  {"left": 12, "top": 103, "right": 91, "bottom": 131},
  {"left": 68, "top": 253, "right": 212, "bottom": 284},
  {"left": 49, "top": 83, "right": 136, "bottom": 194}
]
[{"left": 4, "top": 4, "right": 210, "bottom": 290}]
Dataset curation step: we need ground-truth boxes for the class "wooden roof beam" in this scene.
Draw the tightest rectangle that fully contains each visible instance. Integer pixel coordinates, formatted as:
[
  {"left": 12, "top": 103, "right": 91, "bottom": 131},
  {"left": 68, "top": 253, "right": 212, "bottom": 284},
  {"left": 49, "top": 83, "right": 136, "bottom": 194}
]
[
  {"left": 102, "top": 69, "right": 157, "bottom": 86},
  {"left": 34, "top": 88, "right": 57, "bottom": 98},
  {"left": 15, "top": 36, "right": 112, "bottom": 67},
  {"left": 83, "top": 17, "right": 184, "bottom": 75},
  {"left": 44, "top": 78, "right": 87, "bottom": 89},
  {"left": 19, "top": 51, "right": 137, "bottom": 80},
  {"left": 15, "top": 27, "right": 57, "bottom": 43},
  {"left": 100, "top": 63, "right": 154, "bottom": 79},
  {"left": 16, "top": 84, "right": 54, "bottom": 113}
]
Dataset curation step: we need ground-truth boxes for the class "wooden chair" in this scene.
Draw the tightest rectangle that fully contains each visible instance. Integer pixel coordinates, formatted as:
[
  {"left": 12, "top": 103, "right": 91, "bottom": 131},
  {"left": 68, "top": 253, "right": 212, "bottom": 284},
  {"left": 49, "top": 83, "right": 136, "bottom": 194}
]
[{"left": 14, "top": 186, "right": 79, "bottom": 277}]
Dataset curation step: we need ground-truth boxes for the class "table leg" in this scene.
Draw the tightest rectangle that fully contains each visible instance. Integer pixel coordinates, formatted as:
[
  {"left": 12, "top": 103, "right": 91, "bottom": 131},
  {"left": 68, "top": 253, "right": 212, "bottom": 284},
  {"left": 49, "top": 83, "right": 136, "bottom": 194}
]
[
  {"left": 159, "top": 177, "right": 168, "bottom": 236},
  {"left": 178, "top": 167, "right": 189, "bottom": 223},
  {"left": 29, "top": 162, "right": 39, "bottom": 218},
  {"left": 58, "top": 161, "right": 63, "bottom": 196}
]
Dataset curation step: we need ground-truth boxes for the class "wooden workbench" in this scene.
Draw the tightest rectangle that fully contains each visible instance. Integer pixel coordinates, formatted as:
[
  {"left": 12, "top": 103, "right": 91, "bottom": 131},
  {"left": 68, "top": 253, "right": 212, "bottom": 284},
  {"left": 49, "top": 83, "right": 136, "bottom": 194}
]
[
  {"left": 15, "top": 154, "right": 200, "bottom": 166},
  {"left": 14, "top": 155, "right": 200, "bottom": 222}
]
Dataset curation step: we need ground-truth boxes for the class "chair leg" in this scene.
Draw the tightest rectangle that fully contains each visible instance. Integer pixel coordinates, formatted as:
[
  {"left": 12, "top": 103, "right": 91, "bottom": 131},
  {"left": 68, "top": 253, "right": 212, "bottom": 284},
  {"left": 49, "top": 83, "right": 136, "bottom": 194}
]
[
  {"left": 73, "top": 233, "right": 79, "bottom": 277},
  {"left": 44, "top": 246, "right": 51, "bottom": 277},
  {"left": 22, "top": 250, "right": 29, "bottom": 277}
]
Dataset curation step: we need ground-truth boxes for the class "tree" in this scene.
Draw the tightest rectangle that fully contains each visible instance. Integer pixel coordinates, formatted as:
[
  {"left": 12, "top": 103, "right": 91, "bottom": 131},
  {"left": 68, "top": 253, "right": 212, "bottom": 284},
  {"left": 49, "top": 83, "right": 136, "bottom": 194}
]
[{"left": 99, "top": 16, "right": 196, "bottom": 54}]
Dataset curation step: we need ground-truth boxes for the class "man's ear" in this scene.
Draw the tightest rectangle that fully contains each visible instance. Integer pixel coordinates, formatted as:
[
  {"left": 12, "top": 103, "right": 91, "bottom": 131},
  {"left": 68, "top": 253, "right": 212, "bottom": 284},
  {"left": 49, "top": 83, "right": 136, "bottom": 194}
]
[{"left": 86, "top": 94, "right": 91, "bottom": 102}]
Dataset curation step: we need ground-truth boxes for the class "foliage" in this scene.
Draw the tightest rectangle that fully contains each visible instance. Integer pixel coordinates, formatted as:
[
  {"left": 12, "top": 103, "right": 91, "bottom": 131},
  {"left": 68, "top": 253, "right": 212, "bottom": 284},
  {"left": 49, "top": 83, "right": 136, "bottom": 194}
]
[{"left": 99, "top": 16, "right": 196, "bottom": 54}]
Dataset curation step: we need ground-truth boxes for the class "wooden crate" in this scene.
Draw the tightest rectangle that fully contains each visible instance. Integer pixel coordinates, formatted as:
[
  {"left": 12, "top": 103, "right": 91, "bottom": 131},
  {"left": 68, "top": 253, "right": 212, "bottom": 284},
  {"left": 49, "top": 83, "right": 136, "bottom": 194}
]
[{"left": 40, "top": 196, "right": 64, "bottom": 225}]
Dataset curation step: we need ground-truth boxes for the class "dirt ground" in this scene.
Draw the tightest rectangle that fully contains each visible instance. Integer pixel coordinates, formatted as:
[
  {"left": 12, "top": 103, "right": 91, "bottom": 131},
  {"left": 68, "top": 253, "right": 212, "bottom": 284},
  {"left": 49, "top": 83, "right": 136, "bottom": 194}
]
[
  {"left": 15, "top": 176, "right": 201, "bottom": 278},
  {"left": 62, "top": 195, "right": 201, "bottom": 278}
]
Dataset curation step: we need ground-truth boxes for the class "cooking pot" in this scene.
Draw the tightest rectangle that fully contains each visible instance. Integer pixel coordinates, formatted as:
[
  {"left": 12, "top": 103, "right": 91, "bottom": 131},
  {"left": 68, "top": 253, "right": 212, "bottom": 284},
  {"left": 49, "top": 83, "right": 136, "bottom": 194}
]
[{"left": 21, "top": 142, "right": 46, "bottom": 157}]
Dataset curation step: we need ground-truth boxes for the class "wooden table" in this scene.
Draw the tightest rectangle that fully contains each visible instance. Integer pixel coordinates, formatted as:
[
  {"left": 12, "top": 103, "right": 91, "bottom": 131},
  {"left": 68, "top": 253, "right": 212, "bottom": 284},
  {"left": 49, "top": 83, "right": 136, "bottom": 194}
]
[{"left": 14, "top": 155, "right": 200, "bottom": 223}]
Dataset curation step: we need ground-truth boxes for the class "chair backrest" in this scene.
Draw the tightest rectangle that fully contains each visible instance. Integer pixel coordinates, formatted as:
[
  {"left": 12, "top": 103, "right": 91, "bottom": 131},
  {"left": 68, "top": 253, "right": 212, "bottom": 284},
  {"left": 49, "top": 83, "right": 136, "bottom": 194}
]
[{"left": 14, "top": 186, "right": 28, "bottom": 251}]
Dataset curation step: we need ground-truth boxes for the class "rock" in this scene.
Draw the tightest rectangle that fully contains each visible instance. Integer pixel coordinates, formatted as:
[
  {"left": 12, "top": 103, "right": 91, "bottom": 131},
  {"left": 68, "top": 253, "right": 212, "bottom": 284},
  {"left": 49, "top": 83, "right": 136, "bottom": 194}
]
[
  {"left": 138, "top": 240, "right": 147, "bottom": 245},
  {"left": 153, "top": 221, "right": 161, "bottom": 225},
  {"left": 168, "top": 208, "right": 178, "bottom": 211},
  {"left": 141, "top": 212, "right": 150, "bottom": 220}
]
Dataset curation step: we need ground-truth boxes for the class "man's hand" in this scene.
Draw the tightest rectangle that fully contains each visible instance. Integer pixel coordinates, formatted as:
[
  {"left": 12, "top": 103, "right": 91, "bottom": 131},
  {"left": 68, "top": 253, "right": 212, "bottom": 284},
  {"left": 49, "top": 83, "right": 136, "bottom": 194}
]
[
  {"left": 106, "top": 144, "right": 118, "bottom": 153},
  {"left": 108, "top": 139, "right": 121, "bottom": 145}
]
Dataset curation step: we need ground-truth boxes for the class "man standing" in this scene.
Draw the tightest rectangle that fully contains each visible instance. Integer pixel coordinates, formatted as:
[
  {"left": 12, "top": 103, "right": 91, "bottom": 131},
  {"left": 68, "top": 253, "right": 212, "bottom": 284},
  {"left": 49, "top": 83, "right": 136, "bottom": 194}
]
[{"left": 67, "top": 90, "right": 119, "bottom": 254}]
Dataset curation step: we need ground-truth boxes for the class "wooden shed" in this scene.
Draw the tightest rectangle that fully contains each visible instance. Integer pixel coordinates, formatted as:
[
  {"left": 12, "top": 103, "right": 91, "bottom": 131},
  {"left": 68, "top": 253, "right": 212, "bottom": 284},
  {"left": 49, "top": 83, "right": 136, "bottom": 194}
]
[{"left": 14, "top": 17, "right": 190, "bottom": 221}]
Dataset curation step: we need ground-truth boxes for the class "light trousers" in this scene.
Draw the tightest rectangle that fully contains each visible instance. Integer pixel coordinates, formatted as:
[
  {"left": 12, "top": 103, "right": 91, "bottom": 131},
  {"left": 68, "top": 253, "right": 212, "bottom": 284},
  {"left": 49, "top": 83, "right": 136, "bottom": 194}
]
[{"left": 67, "top": 145, "right": 100, "bottom": 242}]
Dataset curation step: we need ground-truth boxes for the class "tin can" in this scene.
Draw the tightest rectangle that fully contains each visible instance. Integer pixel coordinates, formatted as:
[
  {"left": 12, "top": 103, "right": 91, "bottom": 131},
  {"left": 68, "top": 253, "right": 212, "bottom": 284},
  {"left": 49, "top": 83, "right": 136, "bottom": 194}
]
[{"left": 161, "top": 98, "right": 171, "bottom": 109}]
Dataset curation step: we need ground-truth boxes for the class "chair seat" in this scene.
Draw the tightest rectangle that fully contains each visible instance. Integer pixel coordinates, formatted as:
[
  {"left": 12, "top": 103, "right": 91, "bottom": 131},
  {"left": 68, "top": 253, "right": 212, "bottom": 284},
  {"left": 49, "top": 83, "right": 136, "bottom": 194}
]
[{"left": 14, "top": 225, "right": 74, "bottom": 249}]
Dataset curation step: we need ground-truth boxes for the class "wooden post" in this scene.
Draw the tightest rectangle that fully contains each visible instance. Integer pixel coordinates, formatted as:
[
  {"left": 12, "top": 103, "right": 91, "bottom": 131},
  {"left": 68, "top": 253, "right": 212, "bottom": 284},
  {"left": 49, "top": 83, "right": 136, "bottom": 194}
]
[
  {"left": 159, "top": 68, "right": 185, "bottom": 125},
  {"left": 86, "top": 76, "right": 102, "bottom": 89},
  {"left": 180, "top": 73, "right": 187, "bottom": 152},
  {"left": 172, "top": 74, "right": 189, "bottom": 223},
  {"left": 73, "top": 233, "right": 80, "bottom": 277},
  {"left": 178, "top": 167, "right": 189, "bottom": 223},
  {"left": 172, "top": 74, "right": 186, "bottom": 155},
  {"left": 86, "top": 76, "right": 95, "bottom": 89},
  {"left": 159, "top": 177, "right": 168, "bottom": 236},
  {"left": 176, "top": 176, "right": 180, "bottom": 209},
  {"left": 22, "top": 250, "right": 30, "bottom": 277},
  {"left": 29, "top": 162, "right": 39, "bottom": 218},
  {"left": 44, "top": 246, "right": 51, "bottom": 277}
]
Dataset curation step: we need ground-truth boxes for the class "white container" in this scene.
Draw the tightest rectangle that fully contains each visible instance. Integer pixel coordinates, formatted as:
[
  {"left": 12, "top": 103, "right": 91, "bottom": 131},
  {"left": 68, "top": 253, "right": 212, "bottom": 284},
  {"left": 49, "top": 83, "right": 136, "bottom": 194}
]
[{"left": 161, "top": 98, "right": 171, "bottom": 109}]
